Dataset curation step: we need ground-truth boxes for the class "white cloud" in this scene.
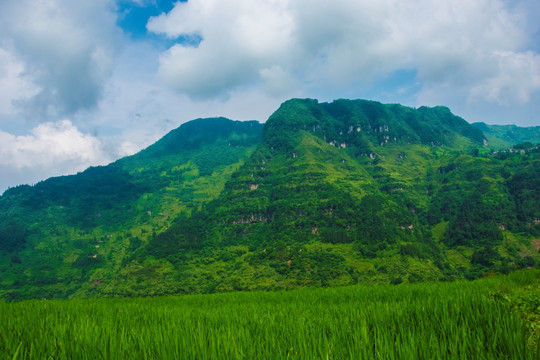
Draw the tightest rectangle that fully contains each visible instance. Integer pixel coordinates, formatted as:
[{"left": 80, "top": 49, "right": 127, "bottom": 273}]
[
  {"left": 0, "top": 48, "right": 39, "bottom": 116},
  {"left": 0, "top": 119, "right": 118, "bottom": 192},
  {"left": 0, "top": 120, "right": 111, "bottom": 169},
  {"left": 469, "top": 51, "right": 540, "bottom": 104},
  {"left": 147, "top": 0, "right": 540, "bottom": 108},
  {"left": 0, "top": 0, "right": 120, "bottom": 118},
  {"left": 147, "top": 0, "right": 295, "bottom": 99}
]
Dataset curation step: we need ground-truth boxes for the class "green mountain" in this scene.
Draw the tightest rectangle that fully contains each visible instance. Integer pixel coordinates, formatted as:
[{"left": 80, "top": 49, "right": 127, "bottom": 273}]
[
  {"left": 0, "top": 99, "right": 538, "bottom": 300},
  {"left": 0, "top": 118, "right": 263, "bottom": 299},
  {"left": 473, "top": 122, "right": 540, "bottom": 149}
]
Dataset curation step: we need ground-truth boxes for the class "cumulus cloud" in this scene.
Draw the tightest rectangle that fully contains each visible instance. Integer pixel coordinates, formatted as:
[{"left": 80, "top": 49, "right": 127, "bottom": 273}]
[
  {"left": 147, "top": 0, "right": 295, "bottom": 99},
  {"left": 0, "top": 0, "right": 120, "bottom": 118},
  {"left": 469, "top": 51, "right": 540, "bottom": 104},
  {"left": 0, "top": 120, "right": 111, "bottom": 169},
  {"left": 0, "top": 48, "right": 39, "bottom": 116},
  {"left": 0, "top": 119, "right": 121, "bottom": 191},
  {"left": 147, "top": 0, "right": 540, "bottom": 106}
]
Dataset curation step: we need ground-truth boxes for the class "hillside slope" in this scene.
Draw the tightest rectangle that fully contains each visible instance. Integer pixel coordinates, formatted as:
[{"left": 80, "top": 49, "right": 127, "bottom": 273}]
[
  {"left": 0, "top": 99, "right": 538, "bottom": 299},
  {"left": 0, "top": 118, "right": 263, "bottom": 299},
  {"left": 130, "top": 99, "right": 539, "bottom": 296},
  {"left": 473, "top": 122, "right": 540, "bottom": 149}
]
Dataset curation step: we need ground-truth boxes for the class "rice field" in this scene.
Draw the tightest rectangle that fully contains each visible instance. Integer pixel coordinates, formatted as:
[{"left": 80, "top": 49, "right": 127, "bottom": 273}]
[{"left": 1, "top": 270, "right": 538, "bottom": 359}]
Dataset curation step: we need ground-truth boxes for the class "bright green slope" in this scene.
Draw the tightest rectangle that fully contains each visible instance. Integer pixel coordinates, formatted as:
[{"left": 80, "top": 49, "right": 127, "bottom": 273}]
[
  {"left": 0, "top": 118, "right": 263, "bottom": 299},
  {"left": 124, "top": 99, "right": 539, "bottom": 296},
  {"left": 0, "top": 99, "right": 539, "bottom": 300},
  {"left": 473, "top": 122, "right": 540, "bottom": 150}
]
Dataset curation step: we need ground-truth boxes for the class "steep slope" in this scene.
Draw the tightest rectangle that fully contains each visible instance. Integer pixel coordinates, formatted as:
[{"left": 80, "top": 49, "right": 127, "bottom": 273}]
[
  {"left": 190, "top": 99, "right": 486, "bottom": 248},
  {"left": 1, "top": 99, "right": 538, "bottom": 300},
  {"left": 130, "top": 99, "right": 537, "bottom": 295},
  {"left": 0, "top": 118, "right": 263, "bottom": 299}
]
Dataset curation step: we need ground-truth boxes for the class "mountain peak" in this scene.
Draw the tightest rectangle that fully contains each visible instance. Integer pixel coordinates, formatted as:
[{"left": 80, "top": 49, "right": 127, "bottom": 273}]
[
  {"left": 262, "top": 98, "right": 485, "bottom": 153},
  {"left": 138, "top": 117, "right": 262, "bottom": 158}
]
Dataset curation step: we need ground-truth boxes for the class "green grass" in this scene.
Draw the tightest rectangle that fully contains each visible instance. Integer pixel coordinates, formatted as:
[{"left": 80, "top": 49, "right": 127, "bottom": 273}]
[{"left": 1, "top": 270, "right": 538, "bottom": 359}]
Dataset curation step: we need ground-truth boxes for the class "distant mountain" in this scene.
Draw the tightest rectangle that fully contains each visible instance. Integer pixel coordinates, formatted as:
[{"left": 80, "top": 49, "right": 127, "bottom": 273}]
[
  {"left": 0, "top": 99, "right": 538, "bottom": 300},
  {"left": 473, "top": 122, "right": 540, "bottom": 149}
]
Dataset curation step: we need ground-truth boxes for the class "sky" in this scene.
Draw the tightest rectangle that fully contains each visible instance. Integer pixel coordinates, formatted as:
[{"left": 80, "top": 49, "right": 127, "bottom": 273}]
[{"left": 0, "top": 0, "right": 540, "bottom": 193}]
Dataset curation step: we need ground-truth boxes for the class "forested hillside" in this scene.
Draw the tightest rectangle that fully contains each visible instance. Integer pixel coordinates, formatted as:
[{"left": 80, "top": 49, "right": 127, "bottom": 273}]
[
  {"left": 0, "top": 99, "right": 538, "bottom": 299},
  {"left": 473, "top": 122, "right": 540, "bottom": 149},
  {"left": 0, "top": 118, "right": 263, "bottom": 299}
]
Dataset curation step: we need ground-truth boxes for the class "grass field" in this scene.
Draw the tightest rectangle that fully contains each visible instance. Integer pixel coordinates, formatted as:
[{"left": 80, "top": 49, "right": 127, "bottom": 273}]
[{"left": 1, "top": 269, "right": 538, "bottom": 359}]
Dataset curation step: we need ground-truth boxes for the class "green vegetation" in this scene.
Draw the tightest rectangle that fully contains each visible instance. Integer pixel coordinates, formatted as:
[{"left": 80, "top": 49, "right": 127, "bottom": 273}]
[
  {"left": 0, "top": 117, "right": 263, "bottom": 299},
  {"left": 0, "top": 270, "right": 537, "bottom": 359},
  {"left": 0, "top": 99, "right": 538, "bottom": 300},
  {"left": 473, "top": 122, "right": 540, "bottom": 150}
]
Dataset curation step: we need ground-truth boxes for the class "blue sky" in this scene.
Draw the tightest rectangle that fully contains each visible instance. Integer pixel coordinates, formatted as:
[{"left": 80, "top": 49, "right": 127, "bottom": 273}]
[
  {"left": 117, "top": 0, "right": 177, "bottom": 39},
  {"left": 0, "top": 0, "right": 539, "bottom": 193}
]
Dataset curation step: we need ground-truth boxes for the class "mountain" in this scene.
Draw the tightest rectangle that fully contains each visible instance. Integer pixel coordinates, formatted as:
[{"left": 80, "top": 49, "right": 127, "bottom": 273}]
[
  {"left": 0, "top": 99, "right": 538, "bottom": 300},
  {"left": 0, "top": 117, "right": 263, "bottom": 299},
  {"left": 473, "top": 122, "right": 540, "bottom": 149}
]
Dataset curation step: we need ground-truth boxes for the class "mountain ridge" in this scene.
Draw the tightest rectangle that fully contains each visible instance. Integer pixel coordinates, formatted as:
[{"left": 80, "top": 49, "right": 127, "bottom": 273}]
[
  {"left": 0, "top": 98, "right": 538, "bottom": 299},
  {"left": 472, "top": 122, "right": 540, "bottom": 149}
]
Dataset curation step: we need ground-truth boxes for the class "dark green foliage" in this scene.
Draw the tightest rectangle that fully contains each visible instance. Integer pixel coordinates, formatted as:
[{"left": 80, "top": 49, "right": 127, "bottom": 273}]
[
  {"left": 141, "top": 117, "right": 262, "bottom": 155},
  {"left": 506, "top": 162, "right": 540, "bottom": 234},
  {"left": 0, "top": 220, "right": 28, "bottom": 252},
  {"left": 307, "top": 251, "right": 349, "bottom": 285},
  {"left": 42, "top": 165, "right": 147, "bottom": 228},
  {"left": 471, "top": 246, "right": 500, "bottom": 267},
  {"left": 408, "top": 272, "right": 424, "bottom": 283},
  {"left": 355, "top": 195, "right": 403, "bottom": 246},
  {"left": 143, "top": 213, "right": 207, "bottom": 261},
  {"left": 417, "top": 106, "right": 486, "bottom": 144},
  {"left": 516, "top": 256, "right": 537, "bottom": 269},
  {"left": 72, "top": 254, "right": 102, "bottom": 270},
  {"left": 0, "top": 165, "right": 148, "bottom": 235},
  {"left": 443, "top": 192, "right": 503, "bottom": 247}
]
